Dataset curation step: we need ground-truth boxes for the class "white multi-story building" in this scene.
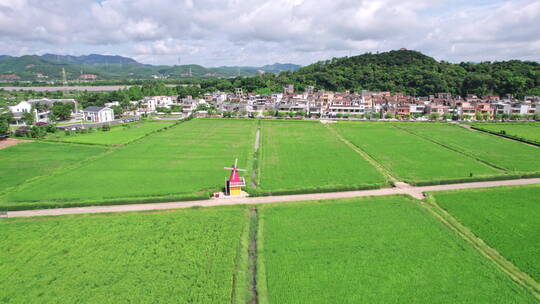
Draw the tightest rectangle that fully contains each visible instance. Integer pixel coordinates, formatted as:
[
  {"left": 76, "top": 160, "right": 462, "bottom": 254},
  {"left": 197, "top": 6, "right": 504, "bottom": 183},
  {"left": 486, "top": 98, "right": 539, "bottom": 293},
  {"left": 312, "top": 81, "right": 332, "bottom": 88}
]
[{"left": 83, "top": 106, "right": 114, "bottom": 123}]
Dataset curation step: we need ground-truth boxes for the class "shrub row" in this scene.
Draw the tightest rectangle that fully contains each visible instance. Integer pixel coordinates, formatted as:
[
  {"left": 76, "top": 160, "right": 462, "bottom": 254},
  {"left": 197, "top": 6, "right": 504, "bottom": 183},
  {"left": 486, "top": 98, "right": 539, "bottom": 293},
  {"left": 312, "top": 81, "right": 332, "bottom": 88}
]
[{"left": 471, "top": 126, "right": 540, "bottom": 147}]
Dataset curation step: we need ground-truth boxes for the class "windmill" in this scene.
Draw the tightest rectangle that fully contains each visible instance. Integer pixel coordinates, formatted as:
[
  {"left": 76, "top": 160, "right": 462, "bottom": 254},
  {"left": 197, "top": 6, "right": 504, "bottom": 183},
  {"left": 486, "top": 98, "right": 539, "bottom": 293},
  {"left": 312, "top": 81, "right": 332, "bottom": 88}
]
[{"left": 224, "top": 159, "right": 246, "bottom": 196}]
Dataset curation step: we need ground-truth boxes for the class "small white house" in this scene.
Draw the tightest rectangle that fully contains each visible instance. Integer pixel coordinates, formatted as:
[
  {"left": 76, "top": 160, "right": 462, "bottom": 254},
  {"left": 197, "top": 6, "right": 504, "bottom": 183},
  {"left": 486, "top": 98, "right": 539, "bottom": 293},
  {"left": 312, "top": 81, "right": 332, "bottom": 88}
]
[
  {"left": 83, "top": 106, "right": 114, "bottom": 123},
  {"left": 8, "top": 101, "right": 32, "bottom": 113}
]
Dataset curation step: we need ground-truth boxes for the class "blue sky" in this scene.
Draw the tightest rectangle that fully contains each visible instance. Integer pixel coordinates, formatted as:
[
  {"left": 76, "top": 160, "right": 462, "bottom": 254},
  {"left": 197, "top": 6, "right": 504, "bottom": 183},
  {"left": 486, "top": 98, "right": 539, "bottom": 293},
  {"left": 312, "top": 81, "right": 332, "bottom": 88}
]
[{"left": 0, "top": 0, "right": 538, "bottom": 66}]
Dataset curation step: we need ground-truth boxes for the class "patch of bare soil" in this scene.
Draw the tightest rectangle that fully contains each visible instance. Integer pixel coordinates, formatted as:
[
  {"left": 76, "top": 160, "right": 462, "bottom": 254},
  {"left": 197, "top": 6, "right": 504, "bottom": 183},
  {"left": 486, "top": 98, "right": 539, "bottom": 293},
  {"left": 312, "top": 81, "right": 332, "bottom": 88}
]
[{"left": 0, "top": 138, "right": 29, "bottom": 149}]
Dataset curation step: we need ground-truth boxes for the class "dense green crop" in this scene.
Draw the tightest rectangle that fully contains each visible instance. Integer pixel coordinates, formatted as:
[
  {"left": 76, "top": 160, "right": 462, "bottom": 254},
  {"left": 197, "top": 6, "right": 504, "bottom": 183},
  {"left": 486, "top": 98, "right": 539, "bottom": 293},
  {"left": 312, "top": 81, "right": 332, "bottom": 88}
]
[
  {"left": 433, "top": 184, "right": 540, "bottom": 282},
  {"left": 0, "top": 206, "right": 249, "bottom": 303},
  {"left": 49, "top": 121, "right": 175, "bottom": 145},
  {"left": 399, "top": 123, "right": 540, "bottom": 172},
  {"left": 470, "top": 122, "right": 540, "bottom": 145},
  {"left": 333, "top": 122, "right": 500, "bottom": 183},
  {"left": 257, "top": 120, "right": 387, "bottom": 193},
  {"left": 0, "top": 141, "right": 106, "bottom": 193},
  {"left": 258, "top": 196, "right": 536, "bottom": 303},
  {"left": 2, "top": 119, "right": 257, "bottom": 209}
]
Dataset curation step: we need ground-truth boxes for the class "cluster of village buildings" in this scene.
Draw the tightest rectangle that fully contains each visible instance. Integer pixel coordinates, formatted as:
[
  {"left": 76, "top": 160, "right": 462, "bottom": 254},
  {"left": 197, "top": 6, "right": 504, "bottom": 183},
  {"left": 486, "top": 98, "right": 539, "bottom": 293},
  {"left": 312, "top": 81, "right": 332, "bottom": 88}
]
[{"left": 5, "top": 85, "right": 540, "bottom": 126}]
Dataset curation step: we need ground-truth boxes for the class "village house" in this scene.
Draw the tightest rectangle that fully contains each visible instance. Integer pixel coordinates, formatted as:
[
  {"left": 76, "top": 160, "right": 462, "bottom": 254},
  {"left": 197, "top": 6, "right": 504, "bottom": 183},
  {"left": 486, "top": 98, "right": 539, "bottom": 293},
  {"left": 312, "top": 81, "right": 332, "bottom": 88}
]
[
  {"left": 8, "top": 98, "right": 78, "bottom": 125},
  {"left": 327, "top": 99, "right": 365, "bottom": 117},
  {"left": 82, "top": 106, "right": 114, "bottom": 123}
]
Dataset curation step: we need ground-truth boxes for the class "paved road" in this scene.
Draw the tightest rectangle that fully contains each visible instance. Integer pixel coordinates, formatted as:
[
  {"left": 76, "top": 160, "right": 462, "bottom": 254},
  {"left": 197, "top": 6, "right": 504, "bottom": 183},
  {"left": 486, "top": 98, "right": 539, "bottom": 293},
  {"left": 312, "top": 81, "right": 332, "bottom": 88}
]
[
  {"left": 1, "top": 84, "right": 178, "bottom": 92},
  {"left": 5, "top": 178, "right": 539, "bottom": 218}
]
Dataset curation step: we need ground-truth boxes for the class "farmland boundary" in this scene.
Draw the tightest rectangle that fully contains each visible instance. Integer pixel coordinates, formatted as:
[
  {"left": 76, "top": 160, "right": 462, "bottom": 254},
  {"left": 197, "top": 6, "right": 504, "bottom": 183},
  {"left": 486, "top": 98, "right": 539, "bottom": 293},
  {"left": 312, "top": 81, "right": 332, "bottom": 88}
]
[
  {"left": 247, "top": 207, "right": 259, "bottom": 304},
  {"left": 231, "top": 207, "right": 252, "bottom": 304},
  {"left": 421, "top": 195, "right": 540, "bottom": 300},
  {"left": 393, "top": 124, "right": 508, "bottom": 172},
  {"left": 251, "top": 125, "right": 261, "bottom": 189},
  {"left": 324, "top": 123, "right": 397, "bottom": 183}
]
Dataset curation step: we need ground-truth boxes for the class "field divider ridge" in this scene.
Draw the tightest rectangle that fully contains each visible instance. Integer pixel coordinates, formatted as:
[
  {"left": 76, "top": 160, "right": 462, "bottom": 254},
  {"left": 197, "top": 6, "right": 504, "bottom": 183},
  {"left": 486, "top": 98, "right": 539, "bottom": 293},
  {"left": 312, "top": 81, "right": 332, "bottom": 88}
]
[
  {"left": 393, "top": 124, "right": 509, "bottom": 172},
  {"left": 324, "top": 123, "right": 398, "bottom": 183},
  {"left": 255, "top": 205, "right": 268, "bottom": 304},
  {"left": 231, "top": 207, "right": 252, "bottom": 304},
  {"left": 250, "top": 122, "right": 262, "bottom": 190},
  {"left": 246, "top": 206, "right": 259, "bottom": 304},
  {"left": 420, "top": 194, "right": 540, "bottom": 300},
  {"left": 461, "top": 123, "right": 540, "bottom": 147}
]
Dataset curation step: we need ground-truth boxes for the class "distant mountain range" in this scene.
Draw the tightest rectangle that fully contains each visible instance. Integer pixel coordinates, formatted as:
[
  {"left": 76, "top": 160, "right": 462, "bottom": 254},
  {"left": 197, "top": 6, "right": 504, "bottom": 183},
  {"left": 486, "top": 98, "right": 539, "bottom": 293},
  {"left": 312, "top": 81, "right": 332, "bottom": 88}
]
[{"left": 0, "top": 54, "right": 301, "bottom": 81}]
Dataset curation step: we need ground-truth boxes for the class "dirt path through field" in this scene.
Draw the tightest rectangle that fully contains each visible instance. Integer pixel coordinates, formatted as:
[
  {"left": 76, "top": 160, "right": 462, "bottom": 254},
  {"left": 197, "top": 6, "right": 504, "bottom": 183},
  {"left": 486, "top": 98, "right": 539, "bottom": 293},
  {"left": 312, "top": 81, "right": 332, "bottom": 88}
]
[
  {"left": 0, "top": 138, "right": 29, "bottom": 149},
  {"left": 5, "top": 178, "right": 539, "bottom": 218}
]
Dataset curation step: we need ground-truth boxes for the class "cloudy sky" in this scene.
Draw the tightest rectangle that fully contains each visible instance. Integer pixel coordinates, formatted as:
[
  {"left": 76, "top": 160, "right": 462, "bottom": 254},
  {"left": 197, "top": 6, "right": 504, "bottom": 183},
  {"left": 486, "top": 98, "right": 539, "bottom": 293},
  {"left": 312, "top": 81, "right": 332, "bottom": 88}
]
[{"left": 0, "top": 0, "right": 539, "bottom": 66}]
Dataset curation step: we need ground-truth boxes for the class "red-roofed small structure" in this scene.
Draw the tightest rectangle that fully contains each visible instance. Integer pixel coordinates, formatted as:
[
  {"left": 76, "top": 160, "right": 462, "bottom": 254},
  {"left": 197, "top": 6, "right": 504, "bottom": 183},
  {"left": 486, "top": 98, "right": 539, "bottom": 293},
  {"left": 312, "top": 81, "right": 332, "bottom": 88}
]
[{"left": 224, "top": 159, "right": 246, "bottom": 196}]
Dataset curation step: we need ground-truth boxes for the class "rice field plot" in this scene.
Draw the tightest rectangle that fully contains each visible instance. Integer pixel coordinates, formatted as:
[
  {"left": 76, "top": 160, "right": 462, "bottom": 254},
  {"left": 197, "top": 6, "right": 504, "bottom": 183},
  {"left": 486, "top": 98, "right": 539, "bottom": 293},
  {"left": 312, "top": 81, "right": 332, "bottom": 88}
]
[
  {"left": 0, "top": 206, "right": 249, "bottom": 303},
  {"left": 470, "top": 122, "right": 540, "bottom": 145},
  {"left": 432, "top": 184, "right": 540, "bottom": 282},
  {"left": 399, "top": 123, "right": 540, "bottom": 173},
  {"left": 0, "top": 141, "right": 106, "bottom": 194},
  {"left": 257, "top": 121, "right": 387, "bottom": 194},
  {"left": 258, "top": 195, "right": 536, "bottom": 303},
  {"left": 48, "top": 121, "right": 176, "bottom": 145},
  {"left": 333, "top": 122, "right": 500, "bottom": 184},
  {"left": 2, "top": 119, "right": 257, "bottom": 209}
]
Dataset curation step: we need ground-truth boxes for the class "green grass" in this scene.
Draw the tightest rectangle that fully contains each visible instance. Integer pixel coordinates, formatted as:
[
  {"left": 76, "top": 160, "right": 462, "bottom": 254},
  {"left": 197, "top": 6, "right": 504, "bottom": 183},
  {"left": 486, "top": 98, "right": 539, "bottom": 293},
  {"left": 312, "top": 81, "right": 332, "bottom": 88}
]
[
  {"left": 2, "top": 119, "right": 257, "bottom": 209},
  {"left": 47, "top": 121, "right": 176, "bottom": 145},
  {"left": 399, "top": 123, "right": 540, "bottom": 172},
  {"left": 0, "top": 141, "right": 106, "bottom": 194},
  {"left": 333, "top": 122, "right": 500, "bottom": 184},
  {"left": 258, "top": 196, "right": 536, "bottom": 303},
  {"left": 471, "top": 122, "right": 540, "bottom": 145},
  {"left": 0, "top": 206, "right": 249, "bottom": 303},
  {"left": 257, "top": 121, "right": 387, "bottom": 193},
  {"left": 432, "top": 184, "right": 540, "bottom": 282}
]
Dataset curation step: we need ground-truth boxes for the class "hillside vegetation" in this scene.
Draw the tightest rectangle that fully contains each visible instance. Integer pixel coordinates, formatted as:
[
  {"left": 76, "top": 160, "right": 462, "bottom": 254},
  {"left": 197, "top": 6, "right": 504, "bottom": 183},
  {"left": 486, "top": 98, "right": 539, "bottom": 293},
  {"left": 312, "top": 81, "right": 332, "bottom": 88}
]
[{"left": 197, "top": 50, "right": 540, "bottom": 98}]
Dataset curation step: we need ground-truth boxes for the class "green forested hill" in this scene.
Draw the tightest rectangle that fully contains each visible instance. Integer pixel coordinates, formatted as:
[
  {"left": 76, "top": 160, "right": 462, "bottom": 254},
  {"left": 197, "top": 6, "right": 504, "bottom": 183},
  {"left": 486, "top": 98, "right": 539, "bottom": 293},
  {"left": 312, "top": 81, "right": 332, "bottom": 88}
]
[
  {"left": 284, "top": 50, "right": 540, "bottom": 97},
  {"left": 194, "top": 50, "right": 540, "bottom": 98}
]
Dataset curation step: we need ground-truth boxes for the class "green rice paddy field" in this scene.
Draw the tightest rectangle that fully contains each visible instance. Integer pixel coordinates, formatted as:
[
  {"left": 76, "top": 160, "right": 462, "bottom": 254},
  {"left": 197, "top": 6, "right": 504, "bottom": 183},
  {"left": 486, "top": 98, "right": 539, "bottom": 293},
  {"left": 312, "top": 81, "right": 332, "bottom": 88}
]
[
  {"left": 0, "top": 142, "right": 106, "bottom": 194},
  {"left": 257, "top": 196, "right": 536, "bottom": 303},
  {"left": 432, "top": 184, "right": 540, "bottom": 282},
  {"left": 257, "top": 120, "right": 388, "bottom": 193},
  {"left": 0, "top": 206, "right": 249, "bottom": 303},
  {"left": 333, "top": 122, "right": 502, "bottom": 184},
  {"left": 398, "top": 123, "right": 540, "bottom": 173},
  {"left": 48, "top": 121, "right": 175, "bottom": 145},
  {"left": 1, "top": 119, "right": 258, "bottom": 209},
  {"left": 471, "top": 122, "right": 540, "bottom": 145}
]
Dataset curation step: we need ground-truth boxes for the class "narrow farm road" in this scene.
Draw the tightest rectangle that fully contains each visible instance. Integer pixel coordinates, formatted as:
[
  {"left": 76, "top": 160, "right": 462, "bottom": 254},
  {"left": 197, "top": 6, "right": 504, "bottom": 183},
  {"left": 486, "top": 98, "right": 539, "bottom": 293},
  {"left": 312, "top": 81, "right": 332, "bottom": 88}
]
[{"left": 5, "top": 178, "right": 540, "bottom": 218}]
